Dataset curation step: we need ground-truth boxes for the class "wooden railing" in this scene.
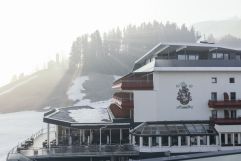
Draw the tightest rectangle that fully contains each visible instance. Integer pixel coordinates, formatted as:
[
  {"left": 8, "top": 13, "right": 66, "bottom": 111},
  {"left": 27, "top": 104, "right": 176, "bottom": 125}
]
[
  {"left": 112, "top": 80, "right": 153, "bottom": 90},
  {"left": 112, "top": 96, "right": 134, "bottom": 108},
  {"left": 208, "top": 100, "right": 241, "bottom": 108},
  {"left": 210, "top": 117, "right": 241, "bottom": 125}
]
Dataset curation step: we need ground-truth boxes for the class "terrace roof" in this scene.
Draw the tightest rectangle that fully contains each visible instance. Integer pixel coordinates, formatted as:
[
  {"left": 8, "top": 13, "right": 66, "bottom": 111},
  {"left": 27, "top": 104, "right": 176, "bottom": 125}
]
[{"left": 130, "top": 122, "right": 218, "bottom": 136}]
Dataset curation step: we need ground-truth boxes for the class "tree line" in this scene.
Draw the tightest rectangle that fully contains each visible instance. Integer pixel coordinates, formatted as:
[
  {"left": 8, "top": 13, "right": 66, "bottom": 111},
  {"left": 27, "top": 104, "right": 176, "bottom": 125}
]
[{"left": 69, "top": 21, "right": 200, "bottom": 75}]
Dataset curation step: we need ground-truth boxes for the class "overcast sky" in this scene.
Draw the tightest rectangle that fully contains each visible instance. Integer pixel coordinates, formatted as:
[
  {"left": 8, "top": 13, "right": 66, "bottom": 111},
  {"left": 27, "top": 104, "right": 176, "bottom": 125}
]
[{"left": 0, "top": 0, "right": 240, "bottom": 85}]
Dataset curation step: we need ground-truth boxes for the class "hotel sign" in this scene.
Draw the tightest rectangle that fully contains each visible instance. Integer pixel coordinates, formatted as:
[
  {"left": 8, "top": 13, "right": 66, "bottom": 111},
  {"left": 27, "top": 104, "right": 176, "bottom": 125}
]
[{"left": 176, "top": 82, "right": 193, "bottom": 109}]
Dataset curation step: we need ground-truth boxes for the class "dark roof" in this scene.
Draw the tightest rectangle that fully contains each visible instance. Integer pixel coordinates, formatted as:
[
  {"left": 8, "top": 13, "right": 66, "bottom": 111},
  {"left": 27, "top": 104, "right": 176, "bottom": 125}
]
[{"left": 130, "top": 122, "right": 218, "bottom": 136}]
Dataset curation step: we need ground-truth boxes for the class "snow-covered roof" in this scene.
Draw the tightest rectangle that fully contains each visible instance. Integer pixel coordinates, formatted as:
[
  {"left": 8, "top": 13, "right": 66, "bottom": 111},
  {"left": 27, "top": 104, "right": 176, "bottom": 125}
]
[{"left": 43, "top": 106, "right": 130, "bottom": 128}]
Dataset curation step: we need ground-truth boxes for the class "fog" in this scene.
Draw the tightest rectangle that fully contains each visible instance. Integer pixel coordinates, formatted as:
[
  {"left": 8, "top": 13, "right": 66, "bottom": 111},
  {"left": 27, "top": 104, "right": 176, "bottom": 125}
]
[{"left": 0, "top": 0, "right": 241, "bottom": 86}]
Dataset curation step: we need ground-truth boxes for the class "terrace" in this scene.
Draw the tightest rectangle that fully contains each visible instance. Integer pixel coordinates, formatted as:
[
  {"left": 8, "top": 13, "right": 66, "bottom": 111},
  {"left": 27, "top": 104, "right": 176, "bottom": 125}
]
[{"left": 112, "top": 72, "right": 153, "bottom": 90}]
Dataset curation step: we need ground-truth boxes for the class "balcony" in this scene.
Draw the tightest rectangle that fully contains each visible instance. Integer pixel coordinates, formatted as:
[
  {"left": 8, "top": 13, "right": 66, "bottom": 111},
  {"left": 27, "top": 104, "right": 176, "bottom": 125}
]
[
  {"left": 210, "top": 117, "right": 241, "bottom": 125},
  {"left": 208, "top": 100, "right": 241, "bottom": 108},
  {"left": 112, "top": 72, "right": 153, "bottom": 90},
  {"left": 113, "top": 92, "right": 134, "bottom": 109}
]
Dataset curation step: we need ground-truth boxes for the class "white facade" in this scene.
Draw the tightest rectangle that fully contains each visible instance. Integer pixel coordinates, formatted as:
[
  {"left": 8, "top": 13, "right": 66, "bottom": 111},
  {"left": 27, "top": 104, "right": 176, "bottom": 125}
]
[{"left": 134, "top": 71, "right": 241, "bottom": 122}]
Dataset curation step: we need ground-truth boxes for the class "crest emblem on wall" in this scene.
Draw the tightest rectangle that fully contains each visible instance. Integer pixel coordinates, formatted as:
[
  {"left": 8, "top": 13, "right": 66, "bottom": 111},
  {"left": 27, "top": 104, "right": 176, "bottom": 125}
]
[{"left": 176, "top": 82, "right": 193, "bottom": 108}]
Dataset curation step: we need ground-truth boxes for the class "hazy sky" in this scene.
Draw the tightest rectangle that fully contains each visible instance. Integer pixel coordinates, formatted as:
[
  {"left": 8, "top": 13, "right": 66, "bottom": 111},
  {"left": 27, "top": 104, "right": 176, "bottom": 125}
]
[{"left": 0, "top": 0, "right": 241, "bottom": 85}]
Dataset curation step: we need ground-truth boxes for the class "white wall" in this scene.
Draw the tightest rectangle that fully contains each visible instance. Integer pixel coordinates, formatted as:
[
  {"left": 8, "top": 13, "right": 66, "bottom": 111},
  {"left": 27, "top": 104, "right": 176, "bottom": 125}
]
[{"left": 134, "top": 71, "right": 241, "bottom": 122}]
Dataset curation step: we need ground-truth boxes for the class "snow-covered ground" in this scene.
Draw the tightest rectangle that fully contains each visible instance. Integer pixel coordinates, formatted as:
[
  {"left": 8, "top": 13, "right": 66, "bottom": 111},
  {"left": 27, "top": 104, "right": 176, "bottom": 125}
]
[
  {"left": 66, "top": 75, "right": 113, "bottom": 107},
  {"left": 0, "top": 111, "right": 44, "bottom": 161},
  {"left": 0, "top": 74, "right": 118, "bottom": 161}
]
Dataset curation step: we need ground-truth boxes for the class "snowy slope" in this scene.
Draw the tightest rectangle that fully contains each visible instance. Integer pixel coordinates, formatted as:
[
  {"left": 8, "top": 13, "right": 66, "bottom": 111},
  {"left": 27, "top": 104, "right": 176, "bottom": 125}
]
[
  {"left": 0, "top": 75, "right": 38, "bottom": 96},
  {"left": 66, "top": 75, "right": 112, "bottom": 107},
  {"left": 0, "top": 111, "right": 44, "bottom": 161}
]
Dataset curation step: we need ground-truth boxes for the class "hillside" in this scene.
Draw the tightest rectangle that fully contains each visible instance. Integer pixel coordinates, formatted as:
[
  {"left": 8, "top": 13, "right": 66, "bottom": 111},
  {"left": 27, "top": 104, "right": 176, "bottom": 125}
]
[
  {"left": 194, "top": 17, "right": 241, "bottom": 38},
  {"left": 0, "top": 67, "right": 74, "bottom": 113}
]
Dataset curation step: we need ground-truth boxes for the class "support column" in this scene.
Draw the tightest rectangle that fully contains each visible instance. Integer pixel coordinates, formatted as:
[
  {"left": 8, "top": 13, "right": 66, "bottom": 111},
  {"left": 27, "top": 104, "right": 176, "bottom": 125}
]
[
  {"left": 83, "top": 129, "right": 86, "bottom": 144},
  {"left": 238, "top": 133, "right": 241, "bottom": 144},
  {"left": 87, "top": 136, "right": 90, "bottom": 145},
  {"left": 219, "top": 133, "right": 222, "bottom": 146},
  {"left": 216, "top": 135, "right": 219, "bottom": 146},
  {"left": 110, "top": 129, "right": 112, "bottom": 144},
  {"left": 139, "top": 137, "right": 143, "bottom": 147},
  {"left": 232, "top": 133, "right": 235, "bottom": 146},
  {"left": 197, "top": 136, "right": 200, "bottom": 146},
  {"left": 90, "top": 129, "right": 93, "bottom": 144},
  {"left": 56, "top": 125, "right": 59, "bottom": 145},
  {"left": 80, "top": 129, "right": 82, "bottom": 145},
  {"left": 132, "top": 135, "right": 135, "bottom": 145},
  {"left": 225, "top": 133, "right": 228, "bottom": 145},
  {"left": 100, "top": 128, "right": 102, "bottom": 147},
  {"left": 178, "top": 136, "right": 181, "bottom": 147},
  {"left": 207, "top": 136, "right": 210, "bottom": 146},
  {"left": 159, "top": 137, "right": 162, "bottom": 147},
  {"left": 168, "top": 136, "right": 171, "bottom": 147},
  {"left": 187, "top": 136, "right": 190, "bottom": 146},
  {"left": 120, "top": 129, "right": 123, "bottom": 144},
  {"left": 47, "top": 123, "right": 50, "bottom": 150},
  {"left": 148, "top": 137, "right": 152, "bottom": 147},
  {"left": 68, "top": 128, "right": 72, "bottom": 146}
]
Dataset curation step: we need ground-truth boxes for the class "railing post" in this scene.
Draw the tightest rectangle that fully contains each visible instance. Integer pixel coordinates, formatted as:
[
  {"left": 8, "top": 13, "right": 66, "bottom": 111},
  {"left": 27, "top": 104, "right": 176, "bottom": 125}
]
[{"left": 47, "top": 123, "right": 50, "bottom": 150}]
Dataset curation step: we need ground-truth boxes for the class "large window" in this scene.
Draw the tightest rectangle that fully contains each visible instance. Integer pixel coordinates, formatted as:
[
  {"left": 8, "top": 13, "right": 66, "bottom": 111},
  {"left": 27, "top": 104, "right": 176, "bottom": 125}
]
[
  {"left": 211, "top": 92, "right": 217, "bottom": 100},
  {"left": 178, "top": 54, "right": 187, "bottom": 60},
  {"left": 230, "top": 92, "right": 236, "bottom": 100},
  {"left": 212, "top": 110, "right": 217, "bottom": 118},
  {"left": 231, "top": 110, "right": 237, "bottom": 119},
  {"left": 188, "top": 54, "right": 199, "bottom": 60},
  {"left": 212, "top": 53, "right": 229, "bottom": 60},
  {"left": 171, "top": 136, "right": 178, "bottom": 146},
  {"left": 200, "top": 136, "right": 207, "bottom": 145}
]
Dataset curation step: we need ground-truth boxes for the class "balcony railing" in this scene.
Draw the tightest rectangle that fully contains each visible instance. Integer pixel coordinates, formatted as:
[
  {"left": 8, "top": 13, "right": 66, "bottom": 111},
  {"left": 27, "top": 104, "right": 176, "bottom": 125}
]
[
  {"left": 14, "top": 145, "right": 139, "bottom": 158},
  {"left": 208, "top": 100, "right": 241, "bottom": 108},
  {"left": 112, "top": 96, "right": 134, "bottom": 108},
  {"left": 210, "top": 117, "right": 241, "bottom": 125},
  {"left": 112, "top": 80, "right": 153, "bottom": 90}
]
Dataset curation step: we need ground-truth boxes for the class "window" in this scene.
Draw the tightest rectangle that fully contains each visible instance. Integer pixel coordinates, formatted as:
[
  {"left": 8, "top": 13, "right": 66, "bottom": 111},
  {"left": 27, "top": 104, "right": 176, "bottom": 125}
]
[
  {"left": 217, "top": 53, "right": 224, "bottom": 59},
  {"left": 212, "top": 53, "right": 224, "bottom": 59},
  {"left": 211, "top": 92, "right": 217, "bottom": 100},
  {"left": 212, "top": 77, "right": 217, "bottom": 83},
  {"left": 224, "top": 54, "right": 229, "bottom": 60},
  {"left": 236, "top": 54, "right": 241, "bottom": 60},
  {"left": 230, "top": 77, "right": 235, "bottom": 83},
  {"left": 230, "top": 92, "right": 236, "bottom": 100},
  {"left": 188, "top": 54, "right": 199, "bottom": 60},
  {"left": 178, "top": 54, "right": 187, "bottom": 60},
  {"left": 211, "top": 110, "right": 217, "bottom": 119},
  {"left": 231, "top": 110, "right": 237, "bottom": 119},
  {"left": 224, "top": 110, "right": 229, "bottom": 119}
]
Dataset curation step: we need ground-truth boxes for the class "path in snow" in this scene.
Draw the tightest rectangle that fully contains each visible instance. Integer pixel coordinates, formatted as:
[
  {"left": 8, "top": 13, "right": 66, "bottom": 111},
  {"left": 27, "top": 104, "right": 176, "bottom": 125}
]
[{"left": 0, "top": 75, "right": 38, "bottom": 96}]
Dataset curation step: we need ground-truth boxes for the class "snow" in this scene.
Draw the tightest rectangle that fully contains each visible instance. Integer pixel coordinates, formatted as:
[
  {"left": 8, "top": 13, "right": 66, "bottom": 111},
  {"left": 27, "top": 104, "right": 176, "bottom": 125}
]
[
  {"left": 69, "top": 108, "right": 109, "bottom": 123},
  {"left": 66, "top": 76, "right": 89, "bottom": 102},
  {"left": 0, "top": 111, "right": 44, "bottom": 161},
  {"left": 43, "top": 106, "right": 51, "bottom": 110},
  {"left": 66, "top": 75, "right": 112, "bottom": 107},
  {"left": 0, "top": 75, "right": 38, "bottom": 96}
]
